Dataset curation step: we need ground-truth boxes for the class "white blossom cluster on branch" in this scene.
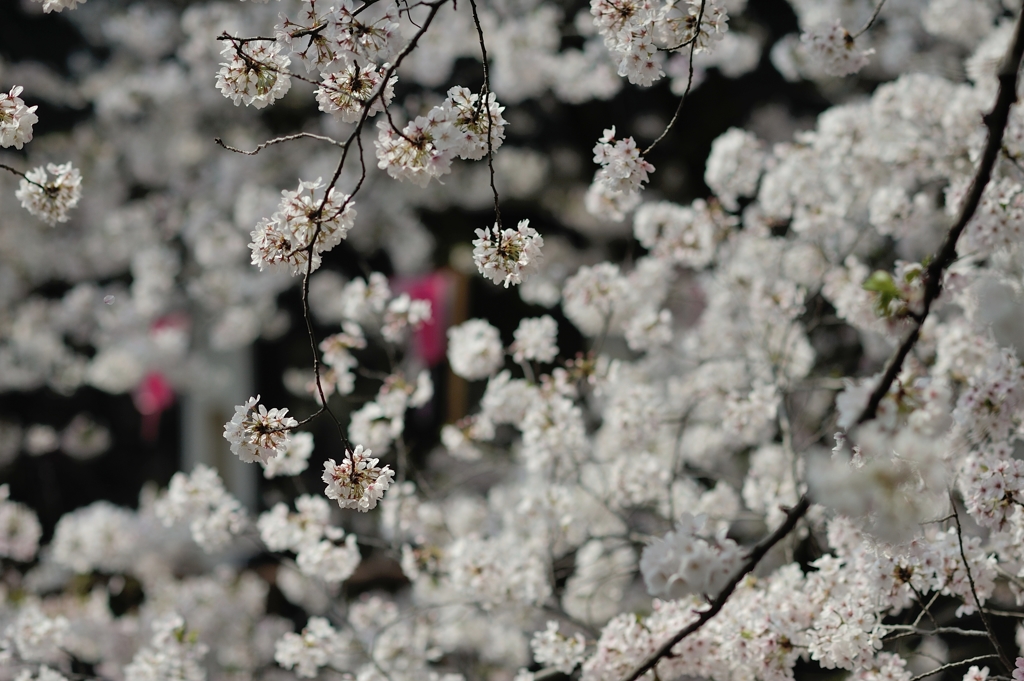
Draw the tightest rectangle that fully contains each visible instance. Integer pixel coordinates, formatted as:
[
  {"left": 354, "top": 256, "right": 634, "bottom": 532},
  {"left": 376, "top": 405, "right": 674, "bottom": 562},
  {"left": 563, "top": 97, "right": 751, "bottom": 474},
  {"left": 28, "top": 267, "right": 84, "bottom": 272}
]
[{"left": 6, "top": 1, "right": 1024, "bottom": 681}]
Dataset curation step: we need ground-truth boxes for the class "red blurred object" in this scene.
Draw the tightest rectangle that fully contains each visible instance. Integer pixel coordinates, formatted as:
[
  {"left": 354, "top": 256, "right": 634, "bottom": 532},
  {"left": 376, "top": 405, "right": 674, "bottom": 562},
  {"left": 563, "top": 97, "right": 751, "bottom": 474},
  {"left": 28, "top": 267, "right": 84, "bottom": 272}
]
[
  {"left": 133, "top": 372, "right": 175, "bottom": 441},
  {"left": 392, "top": 270, "right": 459, "bottom": 366}
]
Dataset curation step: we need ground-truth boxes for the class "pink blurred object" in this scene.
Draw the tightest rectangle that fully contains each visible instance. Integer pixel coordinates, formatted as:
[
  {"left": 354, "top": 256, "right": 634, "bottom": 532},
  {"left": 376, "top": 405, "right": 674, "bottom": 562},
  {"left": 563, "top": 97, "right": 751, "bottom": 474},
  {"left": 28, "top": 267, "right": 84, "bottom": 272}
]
[
  {"left": 133, "top": 372, "right": 175, "bottom": 441},
  {"left": 392, "top": 270, "right": 458, "bottom": 366}
]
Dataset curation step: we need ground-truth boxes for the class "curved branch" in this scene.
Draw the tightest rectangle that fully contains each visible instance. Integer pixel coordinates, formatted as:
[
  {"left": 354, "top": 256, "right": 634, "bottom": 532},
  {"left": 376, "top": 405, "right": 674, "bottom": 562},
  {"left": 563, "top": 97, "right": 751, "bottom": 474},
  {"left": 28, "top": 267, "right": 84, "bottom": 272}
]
[
  {"left": 642, "top": 0, "right": 705, "bottom": 155},
  {"left": 214, "top": 132, "right": 344, "bottom": 156},
  {"left": 619, "top": 496, "right": 811, "bottom": 681}
]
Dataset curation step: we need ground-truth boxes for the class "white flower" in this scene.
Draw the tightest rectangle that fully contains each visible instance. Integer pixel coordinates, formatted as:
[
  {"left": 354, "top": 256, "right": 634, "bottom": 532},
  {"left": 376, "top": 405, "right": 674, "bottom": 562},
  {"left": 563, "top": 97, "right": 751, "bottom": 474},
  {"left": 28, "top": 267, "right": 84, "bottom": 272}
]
[
  {"left": 223, "top": 395, "right": 299, "bottom": 465},
  {"left": 801, "top": 21, "right": 873, "bottom": 77},
  {"left": 250, "top": 178, "right": 357, "bottom": 275},
  {"left": 639, "top": 513, "right": 743, "bottom": 597},
  {"left": 8, "top": 605, "right": 69, "bottom": 662},
  {"left": 316, "top": 62, "right": 396, "bottom": 123},
  {"left": 328, "top": 0, "right": 403, "bottom": 67},
  {"left": 473, "top": 219, "right": 544, "bottom": 288},
  {"left": 447, "top": 319, "right": 505, "bottom": 380},
  {"left": 322, "top": 445, "right": 396, "bottom": 511},
  {"left": 633, "top": 200, "right": 719, "bottom": 268},
  {"left": 657, "top": 0, "right": 729, "bottom": 54},
  {"left": 374, "top": 109, "right": 455, "bottom": 186},
  {"left": 15, "top": 667, "right": 68, "bottom": 681},
  {"left": 442, "top": 86, "right": 506, "bottom": 161},
  {"left": 511, "top": 316, "right": 559, "bottom": 363},
  {"left": 154, "top": 465, "right": 247, "bottom": 552},
  {"left": 562, "top": 262, "right": 628, "bottom": 335},
  {"left": 124, "top": 614, "right": 208, "bottom": 681},
  {"left": 275, "top": 617, "right": 355, "bottom": 678},
  {"left": 258, "top": 494, "right": 334, "bottom": 552},
  {"left": 276, "top": 3, "right": 337, "bottom": 73},
  {"left": 296, "top": 535, "right": 361, "bottom": 584},
  {"left": 16, "top": 162, "right": 83, "bottom": 225},
  {"left": 531, "top": 621, "right": 587, "bottom": 674},
  {"left": 263, "top": 430, "right": 315, "bottom": 478},
  {"left": 587, "top": 127, "right": 654, "bottom": 221},
  {"left": 624, "top": 307, "right": 672, "bottom": 351},
  {"left": 704, "top": 127, "right": 765, "bottom": 211},
  {"left": 31, "top": 0, "right": 86, "bottom": 13},
  {"left": 49, "top": 501, "right": 138, "bottom": 573},
  {"left": 216, "top": 40, "right": 292, "bottom": 109},
  {"left": 593, "top": 126, "right": 654, "bottom": 195},
  {"left": 381, "top": 293, "right": 431, "bottom": 343},
  {"left": 0, "top": 86, "right": 38, "bottom": 150},
  {"left": 0, "top": 485, "right": 41, "bottom": 562}
]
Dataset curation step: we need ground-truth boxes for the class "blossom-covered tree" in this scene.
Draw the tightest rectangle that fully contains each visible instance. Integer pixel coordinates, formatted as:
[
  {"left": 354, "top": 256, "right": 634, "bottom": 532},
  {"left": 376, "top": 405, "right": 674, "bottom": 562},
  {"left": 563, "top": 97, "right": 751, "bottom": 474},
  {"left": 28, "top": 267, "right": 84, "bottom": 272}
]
[{"left": 4, "top": 0, "right": 1024, "bottom": 681}]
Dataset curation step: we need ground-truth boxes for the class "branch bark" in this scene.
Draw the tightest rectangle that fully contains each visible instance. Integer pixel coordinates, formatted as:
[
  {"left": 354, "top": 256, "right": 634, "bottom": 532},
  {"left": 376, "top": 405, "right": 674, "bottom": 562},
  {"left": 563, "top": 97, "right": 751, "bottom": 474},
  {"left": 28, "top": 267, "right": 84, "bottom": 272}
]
[
  {"left": 856, "top": 1, "right": 1024, "bottom": 425},
  {"left": 619, "top": 496, "right": 811, "bottom": 681}
]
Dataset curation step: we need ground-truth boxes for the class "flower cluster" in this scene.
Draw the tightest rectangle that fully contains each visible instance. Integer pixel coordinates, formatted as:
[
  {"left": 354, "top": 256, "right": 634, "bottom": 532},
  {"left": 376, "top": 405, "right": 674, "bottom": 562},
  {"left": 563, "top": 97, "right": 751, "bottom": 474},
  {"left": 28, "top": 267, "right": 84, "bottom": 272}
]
[
  {"left": 801, "top": 21, "right": 874, "bottom": 77},
  {"left": 375, "top": 86, "right": 506, "bottom": 186},
  {"left": 0, "top": 485, "right": 41, "bottom": 563},
  {"left": 7, "top": 3, "right": 1024, "bottom": 681},
  {"left": 657, "top": 0, "right": 729, "bottom": 53},
  {"left": 322, "top": 445, "right": 396, "bottom": 511},
  {"left": 590, "top": 0, "right": 729, "bottom": 86},
  {"left": 124, "top": 614, "right": 208, "bottom": 681},
  {"left": 587, "top": 127, "right": 654, "bottom": 221},
  {"left": 639, "top": 513, "right": 744, "bottom": 597},
  {"left": 15, "top": 163, "right": 83, "bottom": 225},
  {"left": 447, "top": 319, "right": 505, "bottom": 380},
  {"left": 511, "top": 315, "right": 559, "bottom": 364},
  {"left": 0, "top": 86, "right": 38, "bottom": 150},
  {"left": 275, "top": 617, "right": 356, "bottom": 678},
  {"left": 216, "top": 40, "right": 293, "bottom": 109},
  {"left": 472, "top": 219, "right": 544, "bottom": 288},
  {"left": 250, "top": 179, "right": 356, "bottom": 275},
  {"left": 316, "top": 62, "right": 396, "bottom": 122},
  {"left": 223, "top": 395, "right": 299, "bottom": 465},
  {"left": 258, "top": 495, "right": 361, "bottom": 584},
  {"left": 154, "top": 464, "right": 247, "bottom": 551},
  {"left": 530, "top": 621, "right": 588, "bottom": 674},
  {"left": 31, "top": 0, "right": 86, "bottom": 13}
]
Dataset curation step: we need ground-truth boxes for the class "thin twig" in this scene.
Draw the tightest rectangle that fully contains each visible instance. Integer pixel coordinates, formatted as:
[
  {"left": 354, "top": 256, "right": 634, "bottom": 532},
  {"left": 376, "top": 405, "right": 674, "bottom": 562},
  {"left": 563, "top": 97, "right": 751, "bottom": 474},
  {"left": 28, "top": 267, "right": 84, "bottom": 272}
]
[
  {"left": 950, "top": 492, "right": 1014, "bottom": 672},
  {"left": 0, "top": 162, "right": 48, "bottom": 191},
  {"left": 908, "top": 655, "right": 1001, "bottom": 681},
  {"left": 642, "top": 0, "right": 704, "bottom": 155},
  {"left": 619, "top": 496, "right": 811, "bottom": 681},
  {"left": 909, "top": 583, "right": 940, "bottom": 629},
  {"left": 883, "top": 625, "right": 990, "bottom": 639},
  {"left": 216, "top": 34, "right": 277, "bottom": 43},
  {"left": 468, "top": 0, "right": 502, "bottom": 228},
  {"left": 856, "top": 3, "right": 1024, "bottom": 424},
  {"left": 911, "top": 591, "right": 942, "bottom": 628},
  {"left": 1003, "top": 145, "right": 1024, "bottom": 176},
  {"left": 984, "top": 608, "right": 1024, "bottom": 618},
  {"left": 293, "top": 0, "right": 449, "bottom": 447},
  {"left": 851, "top": 0, "right": 889, "bottom": 39},
  {"left": 215, "top": 132, "right": 344, "bottom": 156}
]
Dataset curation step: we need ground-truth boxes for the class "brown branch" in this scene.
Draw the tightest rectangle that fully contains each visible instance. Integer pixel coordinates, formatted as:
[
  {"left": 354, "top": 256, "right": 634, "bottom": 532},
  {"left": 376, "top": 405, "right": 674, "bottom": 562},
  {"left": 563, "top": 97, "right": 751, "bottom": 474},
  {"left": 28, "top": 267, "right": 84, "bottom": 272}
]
[
  {"left": 851, "top": 0, "right": 888, "bottom": 39},
  {"left": 214, "top": 132, "right": 344, "bottom": 156},
  {"left": 618, "top": 495, "right": 810, "bottom": 681},
  {"left": 216, "top": 34, "right": 277, "bottom": 43},
  {"left": 468, "top": 0, "right": 502, "bottom": 228},
  {"left": 856, "top": 2, "right": 1024, "bottom": 425},
  {"left": 295, "top": 0, "right": 448, "bottom": 447},
  {"left": 0, "top": 162, "right": 58, "bottom": 195},
  {"left": 217, "top": 1, "right": 449, "bottom": 455},
  {"left": 950, "top": 492, "right": 1014, "bottom": 673},
  {"left": 642, "top": 0, "right": 704, "bottom": 155},
  {"left": 908, "top": 655, "right": 1001, "bottom": 681}
]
